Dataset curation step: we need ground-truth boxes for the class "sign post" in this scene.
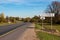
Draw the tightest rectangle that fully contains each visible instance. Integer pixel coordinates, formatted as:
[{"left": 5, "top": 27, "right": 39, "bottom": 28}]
[
  {"left": 40, "top": 16, "right": 45, "bottom": 29},
  {"left": 50, "top": 13, "right": 54, "bottom": 30}
]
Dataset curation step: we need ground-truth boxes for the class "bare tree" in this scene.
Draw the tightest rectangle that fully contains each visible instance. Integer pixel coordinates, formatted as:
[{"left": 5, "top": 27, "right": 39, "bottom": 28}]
[
  {"left": 46, "top": 1, "right": 60, "bottom": 24},
  {"left": 46, "top": 1, "right": 60, "bottom": 14}
]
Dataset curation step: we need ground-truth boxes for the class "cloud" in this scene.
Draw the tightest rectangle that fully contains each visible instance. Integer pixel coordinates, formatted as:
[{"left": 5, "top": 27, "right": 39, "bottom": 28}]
[
  {"left": 0, "top": 0, "right": 59, "bottom": 6},
  {"left": 0, "top": 0, "right": 26, "bottom": 4},
  {"left": 0, "top": 0, "right": 56, "bottom": 4}
]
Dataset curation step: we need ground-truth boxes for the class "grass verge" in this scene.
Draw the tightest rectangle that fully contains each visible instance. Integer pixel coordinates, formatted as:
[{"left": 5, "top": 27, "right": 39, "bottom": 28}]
[
  {"left": 35, "top": 23, "right": 60, "bottom": 40},
  {"left": 36, "top": 31, "right": 60, "bottom": 40}
]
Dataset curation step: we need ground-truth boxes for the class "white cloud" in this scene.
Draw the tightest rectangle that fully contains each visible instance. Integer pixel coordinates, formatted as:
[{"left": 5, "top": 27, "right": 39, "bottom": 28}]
[
  {"left": 0, "top": 0, "right": 26, "bottom": 4},
  {"left": 0, "top": 0, "right": 58, "bottom": 3},
  {"left": 0, "top": 0, "right": 59, "bottom": 6}
]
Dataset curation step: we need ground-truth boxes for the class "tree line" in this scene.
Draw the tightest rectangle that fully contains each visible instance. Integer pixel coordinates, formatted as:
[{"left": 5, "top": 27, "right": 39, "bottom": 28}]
[
  {"left": 22, "top": 1, "right": 60, "bottom": 24},
  {"left": 0, "top": 13, "right": 20, "bottom": 23}
]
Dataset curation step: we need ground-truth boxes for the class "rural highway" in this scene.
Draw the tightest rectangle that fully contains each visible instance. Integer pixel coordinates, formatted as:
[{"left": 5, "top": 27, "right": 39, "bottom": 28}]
[
  {"left": 0, "top": 22, "right": 35, "bottom": 40},
  {"left": 0, "top": 22, "right": 27, "bottom": 35}
]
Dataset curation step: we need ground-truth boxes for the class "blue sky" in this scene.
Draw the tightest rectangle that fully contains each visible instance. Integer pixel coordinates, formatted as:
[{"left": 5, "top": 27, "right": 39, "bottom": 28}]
[{"left": 0, "top": 0, "right": 60, "bottom": 18}]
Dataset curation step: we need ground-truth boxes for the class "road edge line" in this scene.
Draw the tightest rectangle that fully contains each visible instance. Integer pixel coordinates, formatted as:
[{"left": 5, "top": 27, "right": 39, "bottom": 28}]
[{"left": 0, "top": 27, "right": 19, "bottom": 38}]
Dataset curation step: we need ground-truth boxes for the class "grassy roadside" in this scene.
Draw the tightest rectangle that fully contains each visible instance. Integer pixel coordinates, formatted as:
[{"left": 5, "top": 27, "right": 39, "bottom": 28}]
[
  {"left": 35, "top": 23, "right": 60, "bottom": 32},
  {"left": 35, "top": 23, "right": 60, "bottom": 40},
  {"left": 0, "top": 23, "right": 12, "bottom": 26},
  {"left": 0, "top": 21, "right": 23, "bottom": 26},
  {"left": 37, "top": 31, "right": 60, "bottom": 40}
]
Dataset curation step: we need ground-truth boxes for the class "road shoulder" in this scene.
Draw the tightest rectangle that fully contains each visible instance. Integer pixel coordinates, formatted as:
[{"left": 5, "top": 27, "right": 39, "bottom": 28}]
[{"left": 19, "top": 23, "right": 39, "bottom": 40}]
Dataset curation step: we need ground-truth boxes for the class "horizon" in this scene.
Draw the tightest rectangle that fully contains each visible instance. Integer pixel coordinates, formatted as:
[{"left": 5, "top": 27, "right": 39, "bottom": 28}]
[{"left": 0, "top": 0, "right": 60, "bottom": 18}]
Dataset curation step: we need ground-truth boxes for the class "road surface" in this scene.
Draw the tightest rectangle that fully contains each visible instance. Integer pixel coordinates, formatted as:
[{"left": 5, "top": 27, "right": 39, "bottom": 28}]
[
  {"left": 0, "top": 22, "right": 38, "bottom": 40},
  {"left": 0, "top": 22, "right": 26, "bottom": 35}
]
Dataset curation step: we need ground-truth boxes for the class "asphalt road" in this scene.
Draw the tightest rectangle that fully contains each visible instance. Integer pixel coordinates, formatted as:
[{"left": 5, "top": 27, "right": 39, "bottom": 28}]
[
  {"left": 0, "top": 22, "right": 32, "bottom": 40},
  {"left": 0, "top": 22, "right": 31, "bottom": 35}
]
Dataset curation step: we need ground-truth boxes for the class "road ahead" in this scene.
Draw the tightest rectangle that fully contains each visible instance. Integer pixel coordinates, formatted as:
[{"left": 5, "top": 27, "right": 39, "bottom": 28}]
[
  {"left": 0, "top": 22, "right": 28, "bottom": 35},
  {"left": 0, "top": 22, "right": 35, "bottom": 40}
]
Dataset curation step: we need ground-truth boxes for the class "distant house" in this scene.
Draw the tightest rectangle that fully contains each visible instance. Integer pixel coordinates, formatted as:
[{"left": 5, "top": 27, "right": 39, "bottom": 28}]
[
  {"left": 45, "top": 17, "right": 54, "bottom": 23},
  {"left": 45, "top": 13, "right": 60, "bottom": 23}
]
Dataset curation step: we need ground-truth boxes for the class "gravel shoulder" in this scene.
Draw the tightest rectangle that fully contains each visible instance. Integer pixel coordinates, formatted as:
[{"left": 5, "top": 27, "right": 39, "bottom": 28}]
[{"left": 19, "top": 23, "right": 39, "bottom": 40}]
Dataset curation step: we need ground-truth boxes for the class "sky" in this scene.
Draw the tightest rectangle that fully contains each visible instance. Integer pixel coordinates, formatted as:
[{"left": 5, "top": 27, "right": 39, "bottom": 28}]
[{"left": 0, "top": 0, "right": 60, "bottom": 18}]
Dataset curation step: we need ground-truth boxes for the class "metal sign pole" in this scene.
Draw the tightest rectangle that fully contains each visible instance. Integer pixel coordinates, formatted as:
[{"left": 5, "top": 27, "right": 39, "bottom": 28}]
[
  {"left": 42, "top": 18, "right": 43, "bottom": 29},
  {"left": 51, "top": 15, "right": 52, "bottom": 30},
  {"left": 41, "top": 16, "right": 45, "bottom": 29}
]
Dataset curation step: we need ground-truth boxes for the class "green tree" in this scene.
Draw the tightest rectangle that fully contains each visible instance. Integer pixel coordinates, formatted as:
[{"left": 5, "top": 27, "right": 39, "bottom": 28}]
[
  {"left": 0, "top": 12, "right": 5, "bottom": 23},
  {"left": 24, "top": 17, "right": 31, "bottom": 22},
  {"left": 15, "top": 17, "right": 20, "bottom": 21},
  {"left": 9, "top": 17, "right": 16, "bottom": 23},
  {"left": 30, "top": 16, "right": 41, "bottom": 23}
]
